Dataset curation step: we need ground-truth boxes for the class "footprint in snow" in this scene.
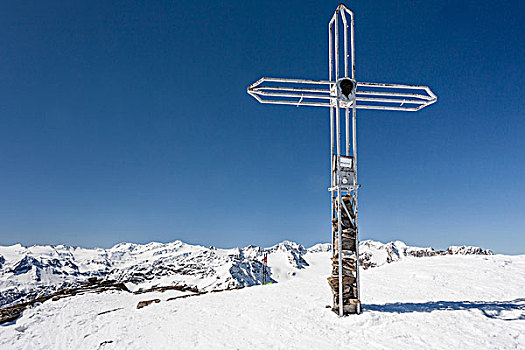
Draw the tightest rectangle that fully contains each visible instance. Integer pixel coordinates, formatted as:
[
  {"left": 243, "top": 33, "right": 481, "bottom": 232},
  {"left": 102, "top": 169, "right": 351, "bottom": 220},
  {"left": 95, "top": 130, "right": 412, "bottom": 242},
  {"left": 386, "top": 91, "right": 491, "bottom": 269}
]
[{"left": 15, "top": 325, "right": 27, "bottom": 333}]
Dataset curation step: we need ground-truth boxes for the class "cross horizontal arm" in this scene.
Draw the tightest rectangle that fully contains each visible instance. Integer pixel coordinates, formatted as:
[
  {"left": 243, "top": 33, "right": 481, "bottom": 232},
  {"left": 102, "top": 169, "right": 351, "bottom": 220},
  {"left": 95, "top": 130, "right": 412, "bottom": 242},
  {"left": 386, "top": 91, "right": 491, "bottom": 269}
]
[{"left": 247, "top": 77, "right": 437, "bottom": 111}]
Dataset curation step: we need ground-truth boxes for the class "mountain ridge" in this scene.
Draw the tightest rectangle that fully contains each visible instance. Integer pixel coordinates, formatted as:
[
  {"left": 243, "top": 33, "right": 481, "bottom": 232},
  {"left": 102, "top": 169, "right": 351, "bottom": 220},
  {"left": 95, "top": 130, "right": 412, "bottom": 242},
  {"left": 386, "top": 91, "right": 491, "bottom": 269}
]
[{"left": 0, "top": 239, "right": 493, "bottom": 307}]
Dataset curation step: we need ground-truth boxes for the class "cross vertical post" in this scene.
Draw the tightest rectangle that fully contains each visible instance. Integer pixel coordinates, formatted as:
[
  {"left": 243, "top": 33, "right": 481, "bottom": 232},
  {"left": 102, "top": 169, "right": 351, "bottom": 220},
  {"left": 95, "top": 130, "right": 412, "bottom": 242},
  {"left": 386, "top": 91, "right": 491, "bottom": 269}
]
[
  {"left": 329, "top": 5, "right": 361, "bottom": 316},
  {"left": 247, "top": 4, "right": 437, "bottom": 316}
]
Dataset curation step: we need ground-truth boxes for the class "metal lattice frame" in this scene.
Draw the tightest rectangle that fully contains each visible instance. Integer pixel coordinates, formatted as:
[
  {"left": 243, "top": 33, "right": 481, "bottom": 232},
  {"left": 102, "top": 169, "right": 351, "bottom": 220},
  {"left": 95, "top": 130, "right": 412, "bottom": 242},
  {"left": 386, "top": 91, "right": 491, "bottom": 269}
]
[
  {"left": 247, "top": 4, "right": 437, "bottom": 317},
  {"left": 247, "top": 79, "right": 436, "bottom": 111}
]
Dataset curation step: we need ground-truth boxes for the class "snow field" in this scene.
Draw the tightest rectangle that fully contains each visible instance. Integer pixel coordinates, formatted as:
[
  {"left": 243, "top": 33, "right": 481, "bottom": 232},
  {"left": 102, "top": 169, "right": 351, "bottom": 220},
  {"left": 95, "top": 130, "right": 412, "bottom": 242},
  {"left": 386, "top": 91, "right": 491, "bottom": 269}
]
[{"left": 1, "top": 253, "right": 524, "bottom": 349}]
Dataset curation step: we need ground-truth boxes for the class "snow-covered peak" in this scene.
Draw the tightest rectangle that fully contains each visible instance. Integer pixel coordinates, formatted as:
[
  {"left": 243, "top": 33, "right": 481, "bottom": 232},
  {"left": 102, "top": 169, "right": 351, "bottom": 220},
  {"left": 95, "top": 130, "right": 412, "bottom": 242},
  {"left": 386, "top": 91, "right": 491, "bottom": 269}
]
[
  {"left": 267, "top": 240, "right": 305, "bottom": 252},
  {"left": 308, "top": 243, "right": 332, "bottom": 253},
  {"left": 446, "top": 245, "right": 493, "bottom": 255},
  {"left": 359, "top": 240, "right": 492, "bottom": 269}
]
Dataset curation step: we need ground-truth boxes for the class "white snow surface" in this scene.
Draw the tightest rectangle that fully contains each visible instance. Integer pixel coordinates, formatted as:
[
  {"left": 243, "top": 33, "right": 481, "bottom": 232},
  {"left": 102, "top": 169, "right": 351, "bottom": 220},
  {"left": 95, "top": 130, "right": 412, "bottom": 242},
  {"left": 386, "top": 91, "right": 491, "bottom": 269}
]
[{"left": 1, "top": 251, "right": 524, "bottom": 349}]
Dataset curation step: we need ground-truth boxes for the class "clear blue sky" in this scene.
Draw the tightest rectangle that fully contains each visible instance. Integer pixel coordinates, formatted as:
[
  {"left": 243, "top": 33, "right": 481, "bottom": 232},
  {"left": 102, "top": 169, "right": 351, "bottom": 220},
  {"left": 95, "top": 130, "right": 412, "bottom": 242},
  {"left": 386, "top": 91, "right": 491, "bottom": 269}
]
[{"left": 0, "top": 1, "right": 523, "bottom": 253}]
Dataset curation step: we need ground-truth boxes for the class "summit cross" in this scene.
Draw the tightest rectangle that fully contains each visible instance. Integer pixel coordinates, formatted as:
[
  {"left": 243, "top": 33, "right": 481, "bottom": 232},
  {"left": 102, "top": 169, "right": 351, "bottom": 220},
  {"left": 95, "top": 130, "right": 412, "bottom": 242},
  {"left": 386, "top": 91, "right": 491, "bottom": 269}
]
[{"left": 247, "top": 4, "right": 437, "bottom": 316}]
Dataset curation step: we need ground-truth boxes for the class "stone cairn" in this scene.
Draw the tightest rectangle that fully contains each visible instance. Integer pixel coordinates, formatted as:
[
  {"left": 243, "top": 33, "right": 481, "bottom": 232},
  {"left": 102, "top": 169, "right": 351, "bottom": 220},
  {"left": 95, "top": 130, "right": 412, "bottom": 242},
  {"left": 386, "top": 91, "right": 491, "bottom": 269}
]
[{"left": 328, "top": 194, "right": 361, "bottom": 315}]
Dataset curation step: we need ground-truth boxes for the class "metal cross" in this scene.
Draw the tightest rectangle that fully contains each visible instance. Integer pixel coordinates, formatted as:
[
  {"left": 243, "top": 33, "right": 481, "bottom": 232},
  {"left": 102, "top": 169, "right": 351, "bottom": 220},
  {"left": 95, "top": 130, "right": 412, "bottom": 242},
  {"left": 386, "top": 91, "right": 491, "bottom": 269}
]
[{"left": 247, "top": 4, "right": 437, "bottom": 316}]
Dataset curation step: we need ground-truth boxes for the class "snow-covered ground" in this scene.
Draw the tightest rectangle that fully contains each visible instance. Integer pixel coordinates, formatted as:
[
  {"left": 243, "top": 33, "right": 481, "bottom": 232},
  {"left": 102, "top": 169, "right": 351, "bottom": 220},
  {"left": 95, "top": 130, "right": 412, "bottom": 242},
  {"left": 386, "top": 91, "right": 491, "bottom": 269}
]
[{"left": 1, "top": 252, "right": 523, "bottom": 349}]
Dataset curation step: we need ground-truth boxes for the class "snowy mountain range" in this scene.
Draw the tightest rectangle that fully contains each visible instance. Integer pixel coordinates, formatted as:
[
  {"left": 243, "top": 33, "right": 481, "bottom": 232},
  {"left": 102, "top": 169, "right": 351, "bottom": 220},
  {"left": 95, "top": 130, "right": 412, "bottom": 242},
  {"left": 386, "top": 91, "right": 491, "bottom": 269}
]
[
  {"left": 0, "top": 239, "right": 492, "bottom": 307},
  {"left": 1, "top": 243, "right": 521, "bottom": 349}
]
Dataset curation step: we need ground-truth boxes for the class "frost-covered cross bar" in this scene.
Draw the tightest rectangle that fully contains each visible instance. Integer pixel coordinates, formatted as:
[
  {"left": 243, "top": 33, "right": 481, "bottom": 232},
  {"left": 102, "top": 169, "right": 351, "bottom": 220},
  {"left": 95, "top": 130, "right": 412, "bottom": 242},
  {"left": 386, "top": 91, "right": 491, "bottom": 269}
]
[{"left": 247, "top": 4, "right": 437, "bottom": 316}]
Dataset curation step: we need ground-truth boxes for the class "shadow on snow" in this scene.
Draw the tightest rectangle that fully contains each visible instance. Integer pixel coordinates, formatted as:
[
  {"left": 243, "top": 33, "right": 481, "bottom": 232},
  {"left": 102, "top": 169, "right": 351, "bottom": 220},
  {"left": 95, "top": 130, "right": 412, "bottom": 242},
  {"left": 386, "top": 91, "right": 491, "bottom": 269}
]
[{"left": 364, "top": 298, "right": 525, "bottom": 321}]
